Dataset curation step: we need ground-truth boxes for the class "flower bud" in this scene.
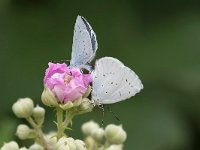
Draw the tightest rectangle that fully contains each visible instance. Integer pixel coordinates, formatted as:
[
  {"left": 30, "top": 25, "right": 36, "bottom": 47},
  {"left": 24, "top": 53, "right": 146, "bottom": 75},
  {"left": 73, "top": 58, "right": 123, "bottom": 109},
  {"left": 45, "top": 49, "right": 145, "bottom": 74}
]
[
  {"left": 84, "top": 136, "right": 96, "bottom": 149},
  {"left": 105, "top": 145, "right": 123, "bottom": 150},
  {"left": 19, "top": 147, "right": 28, "bottom": 150},
  {"left": 77, "top": 98, "right": 93, "bottom": 114},
  {"left": 44, "top": 63, "right": 92, "bottom": 104},
  {"left": 81, "top": 120, "right": 99, "bottom": 136},
  {"left": 105, "top": 124, "right": 127, "bottom": 144},
  {"left": 45, "top": 132, "right": 57, "bottom": 148},
  {"left": 41, "top": 87, "right": 58, "bottom": 107},
  {"left": 1, "top": 141, "right": 19, "bottom": 150},
  {"left": 33, "top": 105, "right": 45, "bottom": 125},
  {"left": 12, "top": 98, "right": 34, "bottom": 118},
  {"left": 83, "top": 85, "right": 91, "bottom": 98},
  {"left": 91, "top": 128, "right": 105, "bottom": 142},
  {"left": 56, "top": 137, "right": 76, "bottom": 150},
  {"left": 29, "top": 143, "right": 43, "bottom": 150},
  {"left": 16, "top": 124, "right": 35, "bottom": 140},
  {"left": 74, "top": 139, "right": 86, "bottom": 150}
]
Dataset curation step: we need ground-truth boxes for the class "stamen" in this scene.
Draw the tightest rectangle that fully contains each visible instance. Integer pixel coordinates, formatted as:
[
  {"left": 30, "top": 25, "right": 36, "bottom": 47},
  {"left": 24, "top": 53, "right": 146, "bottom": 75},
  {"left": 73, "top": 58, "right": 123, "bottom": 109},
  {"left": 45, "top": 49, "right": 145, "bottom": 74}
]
[{"left": 64, "top": 74, "right": 73, "bottom": 85}]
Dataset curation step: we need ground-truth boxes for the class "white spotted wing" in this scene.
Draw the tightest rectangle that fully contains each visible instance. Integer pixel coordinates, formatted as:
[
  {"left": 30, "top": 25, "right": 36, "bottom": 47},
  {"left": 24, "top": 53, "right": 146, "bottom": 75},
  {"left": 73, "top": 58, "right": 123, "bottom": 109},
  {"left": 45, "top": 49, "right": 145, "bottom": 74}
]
[
  {"left": 92, "top": 57, "right": 143, "bottom": 104},
  {"left": 70, "top": 15, "right": 98, "bottom": 68}
]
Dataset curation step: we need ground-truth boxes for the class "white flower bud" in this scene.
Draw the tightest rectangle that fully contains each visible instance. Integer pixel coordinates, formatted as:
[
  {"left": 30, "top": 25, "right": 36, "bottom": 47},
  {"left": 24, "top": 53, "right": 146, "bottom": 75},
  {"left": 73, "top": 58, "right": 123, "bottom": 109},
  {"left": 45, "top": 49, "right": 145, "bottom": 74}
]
[
  {"left": 1, "top": 141, "right": 19, "bottom": 150},
  {"left": 16, "top": 124, "right": 34, "bottom": 140},
  {"left": 12, "top": 98, "right": 34, "bottom": 118},
  {"left": 78, "top": 98, "right": 93, "bottom": 114},
  {"left": 74, "top": 140, "right": 86, "bottom": 150},
  {"left": 84, "top": 136, "right": 96, "bottom": 149},
  {"left": 81, "top": 120, "right": 100, "bottom": 136},
  {"left": 91, "top": 128, "right": 105, "bottom": 142},
  {"left": 41, "top": 87, "right": 58, "bottom": 107},
  {"left": 33, "top": 105, "right": 45, "bottom": 125},
  {"left": 29, "top": 143, "right": 43, "bottom": 150},
  {"left": 105, "top": 144, "right": 123, "bottom": 150},
  {"left": 105, "top": 124, "right": 127, "bottom": 144},
  {"left": 45, "top": 132, "right": 57, "bottom": 148},
  {"left": 19, "top": 147, "right": 28, "bottom": 150},
  {"left": 56, "top": 137, "right": 76, "bottom": 150}
]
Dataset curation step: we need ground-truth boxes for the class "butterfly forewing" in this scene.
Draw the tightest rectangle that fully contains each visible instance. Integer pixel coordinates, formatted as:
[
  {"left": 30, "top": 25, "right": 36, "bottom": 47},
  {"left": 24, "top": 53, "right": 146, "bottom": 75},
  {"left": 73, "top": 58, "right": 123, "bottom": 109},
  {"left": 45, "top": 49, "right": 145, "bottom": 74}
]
[
  {"left": 70, "top": 16, "right": 98, "bottom": 68},
  {"left": 92, "top": 57, "right": 143, "bottom": 104},
  {"left": 81, "top": 16, "right": 98, "bottom": 52}
]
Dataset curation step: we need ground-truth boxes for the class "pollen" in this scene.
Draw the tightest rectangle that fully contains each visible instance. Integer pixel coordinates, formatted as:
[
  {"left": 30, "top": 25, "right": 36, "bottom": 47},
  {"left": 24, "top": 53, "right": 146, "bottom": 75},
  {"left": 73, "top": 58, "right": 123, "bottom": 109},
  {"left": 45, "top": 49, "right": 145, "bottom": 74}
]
[{"left": 64, "top": 73, "right": 73, "bottom": 85}]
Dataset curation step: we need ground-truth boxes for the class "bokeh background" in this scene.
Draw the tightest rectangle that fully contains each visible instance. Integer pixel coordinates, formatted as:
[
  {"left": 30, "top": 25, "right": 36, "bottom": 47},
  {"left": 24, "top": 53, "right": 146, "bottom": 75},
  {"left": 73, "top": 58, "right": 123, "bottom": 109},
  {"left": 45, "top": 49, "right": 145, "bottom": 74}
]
[{"left": 0, "top": 0, "right": 200, "bottom": 149}]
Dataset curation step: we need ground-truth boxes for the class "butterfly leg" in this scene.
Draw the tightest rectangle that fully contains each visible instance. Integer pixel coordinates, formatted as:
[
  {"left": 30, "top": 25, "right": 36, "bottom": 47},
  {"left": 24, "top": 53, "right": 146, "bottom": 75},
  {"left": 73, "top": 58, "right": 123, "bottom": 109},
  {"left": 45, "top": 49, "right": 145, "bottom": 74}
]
[{"left": 98, "top": 104, "right": 105, "bottom": 126}]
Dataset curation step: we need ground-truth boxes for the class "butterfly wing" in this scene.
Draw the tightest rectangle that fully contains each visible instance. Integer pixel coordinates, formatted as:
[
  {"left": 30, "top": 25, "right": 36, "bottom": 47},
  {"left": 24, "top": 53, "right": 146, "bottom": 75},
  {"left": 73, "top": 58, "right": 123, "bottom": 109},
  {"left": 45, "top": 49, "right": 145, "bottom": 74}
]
[
  {"left": 92, "top": 57, "right": 143, "bottom": 104},
  {"left": 70, "top": 16, "right": 98, "bottom": 68}
]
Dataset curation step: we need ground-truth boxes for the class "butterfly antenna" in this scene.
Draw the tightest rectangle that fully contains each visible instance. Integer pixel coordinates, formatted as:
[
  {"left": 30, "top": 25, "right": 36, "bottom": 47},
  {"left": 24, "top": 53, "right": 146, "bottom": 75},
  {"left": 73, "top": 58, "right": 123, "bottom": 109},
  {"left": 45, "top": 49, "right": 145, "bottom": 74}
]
[
  {"left": 106, "top": 106, "right": 121, "bottom": 122},
  {"left": 98, "top": 104, "right": 105, "bottom": 126},
  {"left": 51, "top": 60, "right": 70, "bottom": 65}
]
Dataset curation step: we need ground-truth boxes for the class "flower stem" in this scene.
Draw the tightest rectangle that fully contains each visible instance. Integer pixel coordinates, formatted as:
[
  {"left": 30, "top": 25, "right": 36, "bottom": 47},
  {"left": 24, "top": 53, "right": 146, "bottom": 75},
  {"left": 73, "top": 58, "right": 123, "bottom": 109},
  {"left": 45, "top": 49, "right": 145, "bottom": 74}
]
[
  {"left": 37, "top": 128, "right": 53, "bottom": 150},
  {"left": 56, "top": 107, "right": 64, "bottom": 139},
  {"left": 26, "top": 117, "right": 37, "bottom": 128},
  {"left": 63, "top": 110, "right": 74, "bottom": 128},
  {"left": 26, "top": 117, "right": 52, "bottom": 150}
]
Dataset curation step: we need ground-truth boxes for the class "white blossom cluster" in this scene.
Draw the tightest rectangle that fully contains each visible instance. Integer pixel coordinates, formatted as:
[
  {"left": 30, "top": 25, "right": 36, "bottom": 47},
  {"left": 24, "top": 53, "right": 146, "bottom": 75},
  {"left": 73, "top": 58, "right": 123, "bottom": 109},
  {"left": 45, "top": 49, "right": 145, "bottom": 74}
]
[
  {"left": 82, "top": 121, "right": 126, "bottom": 150},
  {"left": 0, "top": 98, "right": 127, "bottom": 150}
]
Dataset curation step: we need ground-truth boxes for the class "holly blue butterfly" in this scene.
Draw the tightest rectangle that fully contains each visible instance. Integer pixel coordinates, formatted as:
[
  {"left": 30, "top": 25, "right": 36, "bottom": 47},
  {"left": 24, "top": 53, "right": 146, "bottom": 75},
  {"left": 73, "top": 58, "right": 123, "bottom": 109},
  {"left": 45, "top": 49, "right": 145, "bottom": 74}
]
[
  {"left": 91, "top": 57, "right": 143, "bottom": 105},
  {"left": 70, "top": 15, "right": 98, "bottom": 70}
]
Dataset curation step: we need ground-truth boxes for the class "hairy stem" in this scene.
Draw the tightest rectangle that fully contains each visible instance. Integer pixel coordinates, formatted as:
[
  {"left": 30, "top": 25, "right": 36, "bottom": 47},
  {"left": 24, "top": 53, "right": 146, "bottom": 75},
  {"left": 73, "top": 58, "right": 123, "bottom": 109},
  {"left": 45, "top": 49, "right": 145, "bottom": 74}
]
[
  {"left": 56, "top": 107, "right": 64, "bottom": 139},
  {"left": 26, "top": 117, "right": 37, "bottom": 128},
  {"left": 26, "top": 117, "right": 52, "bottom": 150},
  {"left": 63, "top": 110, "right": 74, "bottom": 128}
]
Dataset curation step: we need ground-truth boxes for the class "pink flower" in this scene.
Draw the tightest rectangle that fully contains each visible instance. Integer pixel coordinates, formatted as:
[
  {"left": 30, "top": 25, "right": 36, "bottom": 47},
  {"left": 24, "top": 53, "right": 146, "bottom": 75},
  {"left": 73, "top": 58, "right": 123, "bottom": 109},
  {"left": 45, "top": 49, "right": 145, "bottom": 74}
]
[{"left": 44, "top": 62, "right": 92, "bottom": 103}]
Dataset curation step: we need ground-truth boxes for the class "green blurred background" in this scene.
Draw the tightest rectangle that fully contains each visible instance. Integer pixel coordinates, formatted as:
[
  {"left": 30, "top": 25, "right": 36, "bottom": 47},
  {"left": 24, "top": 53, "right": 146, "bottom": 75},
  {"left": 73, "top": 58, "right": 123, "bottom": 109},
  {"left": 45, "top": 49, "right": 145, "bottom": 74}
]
[{"left": 0, "top": 0, "right": 200, "bottom": 149}]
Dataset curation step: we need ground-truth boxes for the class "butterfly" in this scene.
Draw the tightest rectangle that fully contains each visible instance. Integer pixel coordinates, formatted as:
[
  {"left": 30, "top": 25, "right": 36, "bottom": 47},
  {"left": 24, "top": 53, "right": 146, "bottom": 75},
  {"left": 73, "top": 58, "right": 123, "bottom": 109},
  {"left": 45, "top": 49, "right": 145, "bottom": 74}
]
[
  {"left": 70, "top": 15, "right": 98, "bottom": 70},
  {"left": 91, "top": 57, "right": 143, "bottom": 105}
]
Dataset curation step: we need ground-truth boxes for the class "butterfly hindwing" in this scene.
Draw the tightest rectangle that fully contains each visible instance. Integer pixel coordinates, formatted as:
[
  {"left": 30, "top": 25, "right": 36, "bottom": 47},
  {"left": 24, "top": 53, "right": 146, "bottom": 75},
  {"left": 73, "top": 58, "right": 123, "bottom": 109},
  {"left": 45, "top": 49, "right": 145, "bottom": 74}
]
[{"left": 92, "top": 57, "right": 143, "bottom": 104}]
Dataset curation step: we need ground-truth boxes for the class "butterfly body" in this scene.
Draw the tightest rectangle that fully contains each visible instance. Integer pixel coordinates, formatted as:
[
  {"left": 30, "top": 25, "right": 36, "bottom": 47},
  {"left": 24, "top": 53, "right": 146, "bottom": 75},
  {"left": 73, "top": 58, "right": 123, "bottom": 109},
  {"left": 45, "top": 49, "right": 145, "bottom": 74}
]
[{"left": 70, "top": 16, "right": 143, "bottom": 105}]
